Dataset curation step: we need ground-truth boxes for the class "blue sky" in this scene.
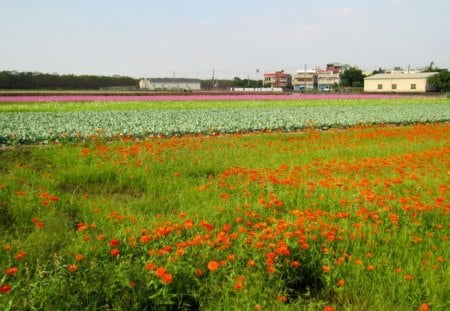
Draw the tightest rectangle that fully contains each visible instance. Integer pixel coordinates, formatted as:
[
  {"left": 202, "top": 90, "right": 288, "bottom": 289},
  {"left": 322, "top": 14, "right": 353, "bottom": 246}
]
[{"left": 1, "top": 0, "right": 449, "bottom": 79}]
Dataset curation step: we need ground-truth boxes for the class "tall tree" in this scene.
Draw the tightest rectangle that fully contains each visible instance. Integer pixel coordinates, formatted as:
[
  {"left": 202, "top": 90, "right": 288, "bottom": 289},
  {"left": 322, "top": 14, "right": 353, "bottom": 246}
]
[
  {"left": 340, "top": 67, "right": 364, "bottom": 87},
  {"left": 428, "top": 70, "right": 450, "bottom": 92}
]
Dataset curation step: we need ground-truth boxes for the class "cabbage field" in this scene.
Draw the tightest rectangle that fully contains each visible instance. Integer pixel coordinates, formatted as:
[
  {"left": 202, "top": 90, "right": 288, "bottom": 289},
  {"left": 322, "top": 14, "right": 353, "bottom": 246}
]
[{"left": 1, "top": 97, "right": 449, "bottom": 145}]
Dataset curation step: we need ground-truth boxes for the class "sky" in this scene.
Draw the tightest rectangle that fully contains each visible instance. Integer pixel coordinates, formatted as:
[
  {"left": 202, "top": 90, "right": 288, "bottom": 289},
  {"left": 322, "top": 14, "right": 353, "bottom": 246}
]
[{"left": 1, "top": 0, "right": 449, "bottom": 79}]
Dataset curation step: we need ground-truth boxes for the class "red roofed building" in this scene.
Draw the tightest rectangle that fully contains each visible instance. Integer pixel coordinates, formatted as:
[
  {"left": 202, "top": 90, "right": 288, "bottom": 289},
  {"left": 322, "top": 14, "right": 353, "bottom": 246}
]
[{"left": 263, "top": 70, "right": 292, "bottom": 88}]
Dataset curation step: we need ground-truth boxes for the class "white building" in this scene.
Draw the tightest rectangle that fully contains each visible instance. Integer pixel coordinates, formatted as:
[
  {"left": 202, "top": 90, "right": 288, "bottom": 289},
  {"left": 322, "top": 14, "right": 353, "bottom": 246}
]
[
  {"left": 139, "top": 79, "right": 151, "bottom": 89},
  {"left": 364, "top": 72, "right": 438, "bottom": 93},
  {"left": 139, "top": 78, "right": 201, "bottom": 91},
  {"left": 317, "top": 71, "right": 340, "bottom": 91},
  {"left": 292, "top": 70, "right": 316, "bottom": 92}
]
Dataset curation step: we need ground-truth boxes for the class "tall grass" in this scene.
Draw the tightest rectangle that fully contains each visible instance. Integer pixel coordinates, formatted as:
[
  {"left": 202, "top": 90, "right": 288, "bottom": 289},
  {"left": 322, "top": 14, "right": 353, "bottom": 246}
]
[{"left": 0, "top": 123, "right": 448, "bottom": 310}]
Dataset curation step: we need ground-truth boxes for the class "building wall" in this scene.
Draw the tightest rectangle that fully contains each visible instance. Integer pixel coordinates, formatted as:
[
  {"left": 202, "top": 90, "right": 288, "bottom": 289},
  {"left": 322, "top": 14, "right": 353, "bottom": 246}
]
[
  {"left": 148, "top": 82, "right": 201, "bottom": 90},
  {"left": 317, "top": 72, "right": 340, "bottom": 91},
  {"left": 292, "top": 71, "right": 316, "bottom": 92},
  {"left": 364, "top": 78, "right": 429, "bottom": 93},
  {"left": 139, "top": 79, "right": 151, "bottom": 89},
  {"left": 139, "top": 80, "right": 201, "bottom": 90},
  {"left": 364, "top": 72, "right": 438, "bottom": 93},
  {"left": 263, "top": 71, "right": 292, "bottom": 88}
]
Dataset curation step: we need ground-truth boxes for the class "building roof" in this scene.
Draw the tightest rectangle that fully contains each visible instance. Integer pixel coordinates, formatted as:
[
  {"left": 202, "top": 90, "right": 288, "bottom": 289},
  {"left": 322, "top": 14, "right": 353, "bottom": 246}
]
[
  {"left": 142, "top": 78, "right": 201, "bottom": 83},
  {"left": 364, "top": 72, "right": 438, "bottom": 80}
]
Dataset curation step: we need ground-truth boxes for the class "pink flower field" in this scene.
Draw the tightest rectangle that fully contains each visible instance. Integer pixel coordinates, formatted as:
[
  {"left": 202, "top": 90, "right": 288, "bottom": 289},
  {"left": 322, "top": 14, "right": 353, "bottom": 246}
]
[{"left": 0, "top": 93, "right": 406, "bottom": 102}]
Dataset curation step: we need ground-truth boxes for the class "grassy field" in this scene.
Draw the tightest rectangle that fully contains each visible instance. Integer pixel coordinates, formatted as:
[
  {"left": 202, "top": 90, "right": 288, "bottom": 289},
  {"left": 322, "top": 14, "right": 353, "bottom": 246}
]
[{"left": 0, "top": 120, "right": 448, "bottom": 310}]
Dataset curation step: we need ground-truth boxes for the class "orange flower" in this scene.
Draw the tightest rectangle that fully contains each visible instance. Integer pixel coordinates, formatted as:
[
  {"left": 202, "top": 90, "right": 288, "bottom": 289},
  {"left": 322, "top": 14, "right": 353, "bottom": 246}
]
[
  {"left": 207, "top": 261, "right": 219, "bottom": 272},
  {"left": 145, "top": 262, "right": 156, "bottom": 271},
  {"left": 110, "top": 248, "right": 120, "bottom": 257},
  {"left": 5, "top": 267, "right": 18, "bottom": 276},
  {"left": 367, "top": 265, "right": 375, "bottom": 271},
  {"left": 276, "top": 246, "right": 290, "bottom": 256},
  {"left": 337, "top": 279, "right": 345, "bottom": 287},
  {"left": 14, "top": 251, "right": 26, "bottom": 261},
  {"left": 247, "top": 260, "right": 256, "bottom": 268},
  {"left": 76, "top": 223, "right": 87, "bottom": 231},
  {"left": 175, "top": 248, "right": 185, "bottom": 256},
  {"left": 155, "top": 267, "right": 167, "bottom": 277},
  {"left": 67, "top": 264, "right": 78, "bottom": 272},
  {"left": 75, "top": 254, "right": 84, "bottom": 261},
  {"left": 404, "top": 274, "right": 414, "bottom": 281},
  {"left": 234, "top": 281, "right": 244, "bottom": 290},
  {"left": 419, "top": 303, "right": 429, "bottom": 311},
  {"left": 140, "top": 235, "right": 151, "bottom": 244},
  {"left": 291, "top": 260, "right": 300, "bottom": 269},
  {"left": 195, "top": 269, "right": 204, "bottom": 277},
  {"left": 276, "top": 295, "right": 287, "bottom": 302},
  {"left": 322, "top": 265, "right": 331, "bottom": 273},
  {"left": 160, "top": 273, "right": 173, "bottom": 284},
  {"left": 324, "top": 306, "right": 335, "bottom": 311},
  {"left": 3, "top": 244, "right": 12, "bottom": 251}
]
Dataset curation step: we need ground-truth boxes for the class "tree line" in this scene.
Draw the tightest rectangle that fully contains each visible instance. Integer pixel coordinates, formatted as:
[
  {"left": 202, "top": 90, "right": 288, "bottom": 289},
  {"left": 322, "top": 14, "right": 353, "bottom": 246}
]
[{"left": 0, "top": 71, "right": 139, "bottom": 90}]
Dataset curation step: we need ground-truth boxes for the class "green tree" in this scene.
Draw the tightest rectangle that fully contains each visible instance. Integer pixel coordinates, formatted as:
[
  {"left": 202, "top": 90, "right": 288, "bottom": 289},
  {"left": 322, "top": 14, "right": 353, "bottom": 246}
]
[
  {"left": 428, "top": 70, "right": 450, "bottom": 92},
  {"left": 372, "top": 67, "right": 386, "bottom": 75},
  {"left": 0, "top": 71, "right": 139, "bottom": 90},
  {"left": 340, "top": 67, "right": 364, "bottom": 87}
]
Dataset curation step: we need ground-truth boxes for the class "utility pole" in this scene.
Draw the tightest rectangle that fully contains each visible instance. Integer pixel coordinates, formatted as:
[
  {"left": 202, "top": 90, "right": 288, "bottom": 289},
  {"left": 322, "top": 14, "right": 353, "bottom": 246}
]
[
  {"left": 173, "top": 71, "right": 175, "bottom": 90},
  {"left": 256, "top": 69, "right": 259, "bottom": 88},
  {"left": 212, "top": 68, "right": 215, "bottom": 91},
  {"left": 304, "top": 64, "right": 307, "bottom": 93}
]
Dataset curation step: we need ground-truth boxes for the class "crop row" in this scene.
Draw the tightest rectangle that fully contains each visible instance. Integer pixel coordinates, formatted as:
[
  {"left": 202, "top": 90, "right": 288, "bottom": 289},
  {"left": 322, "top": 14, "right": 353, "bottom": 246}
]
[{"left": 1, "top": 103, "right": 449, "bottom": 145}]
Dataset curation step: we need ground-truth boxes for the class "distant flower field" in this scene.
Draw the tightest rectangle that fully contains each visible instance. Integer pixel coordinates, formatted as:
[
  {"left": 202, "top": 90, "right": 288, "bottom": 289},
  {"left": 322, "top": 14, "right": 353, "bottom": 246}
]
[{"left": 0, "top": 93, "right": 406, "bottom": 102}]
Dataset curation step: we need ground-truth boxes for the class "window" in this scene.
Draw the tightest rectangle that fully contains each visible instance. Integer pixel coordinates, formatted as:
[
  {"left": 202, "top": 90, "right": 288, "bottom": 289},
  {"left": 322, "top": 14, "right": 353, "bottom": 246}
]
[
  {"left": 411, "top": 84, "right": 416, "bottom": 90},
  {"left": 392, "top": 84, "right": 397, "bottom": 90},
  {"left": 377, "top": 84, "right": 383, "bottom": 90}
]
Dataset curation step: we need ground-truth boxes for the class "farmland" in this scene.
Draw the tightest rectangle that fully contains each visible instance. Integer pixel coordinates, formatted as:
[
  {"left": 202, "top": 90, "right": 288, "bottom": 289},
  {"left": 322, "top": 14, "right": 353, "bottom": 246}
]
[
  {"left": 0, "top": 95, "right": 449, "bottom": 310},
  {"left": 1, "top": 96, "right": 449, "bottom": 146}
]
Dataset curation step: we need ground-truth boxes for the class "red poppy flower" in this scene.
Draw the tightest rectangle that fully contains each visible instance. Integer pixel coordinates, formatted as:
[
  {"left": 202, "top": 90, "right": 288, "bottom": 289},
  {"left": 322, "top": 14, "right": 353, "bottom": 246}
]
[
  {"left": 109, "top": 239, "right": 120, "bottom": 247},
  {"left": 0, "top": 284, "right": 12, "bottom": 294},
  {"left": 110, "top": 248, "right": 120, "bottom": 257}
]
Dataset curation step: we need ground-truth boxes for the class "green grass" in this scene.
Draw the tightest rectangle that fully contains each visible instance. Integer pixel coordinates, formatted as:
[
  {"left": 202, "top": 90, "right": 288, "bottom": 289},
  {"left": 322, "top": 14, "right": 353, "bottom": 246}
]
[
  {"left": 0, "top": 97, "right": 448, "bottom": 112},
  {"left": 0, "top": 123, "right": 448, "bottom": 310}
]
